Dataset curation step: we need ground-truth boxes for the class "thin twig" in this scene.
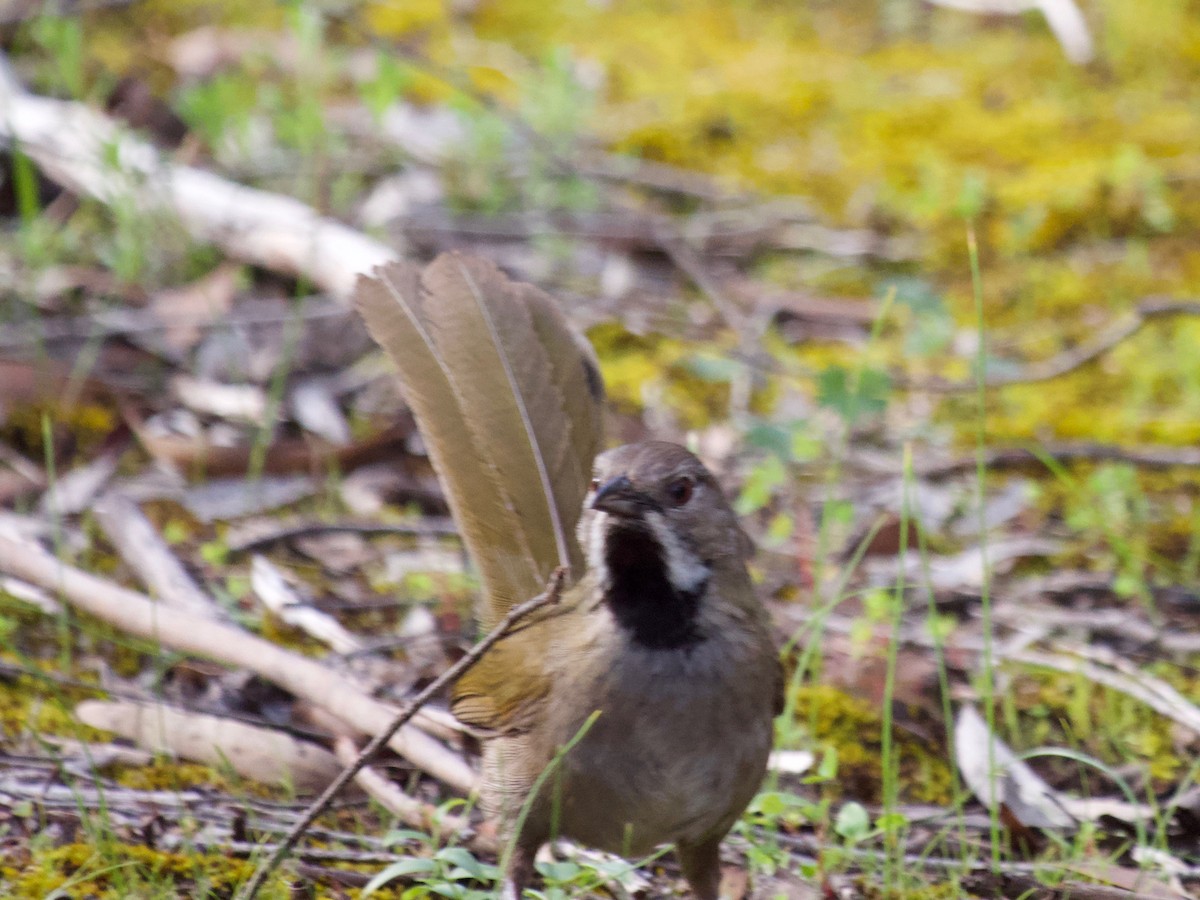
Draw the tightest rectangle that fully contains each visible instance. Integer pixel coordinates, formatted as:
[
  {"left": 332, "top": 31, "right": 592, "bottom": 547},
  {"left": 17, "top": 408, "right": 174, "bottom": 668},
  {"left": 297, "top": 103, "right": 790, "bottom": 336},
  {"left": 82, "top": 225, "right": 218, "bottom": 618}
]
[
  {"left": 225, "top": 518, "right": 458, "bottom": 555},
  {"left": 906, "top": 298, "right": 1200, "bottom": 393},
  {"left": 0, "top": 531, "right": 475, "bottom": 791},
  {"left": 238, "top": 568, "right": 567, "bottom": 900},
  {"left": 653, "top": 226, "right": 748, "bottom": 332},
  {"left": 0, "top": 298, "right": 348, "bottom": 351},
  {"left": 903, "top": 441, "right": 1200, "bottom": 479}
]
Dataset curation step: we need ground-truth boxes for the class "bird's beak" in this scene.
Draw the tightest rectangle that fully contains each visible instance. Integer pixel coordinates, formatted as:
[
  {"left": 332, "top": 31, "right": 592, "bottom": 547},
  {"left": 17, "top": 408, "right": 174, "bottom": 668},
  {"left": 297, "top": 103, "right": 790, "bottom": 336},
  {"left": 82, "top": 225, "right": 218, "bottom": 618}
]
[{"left": 591, "top": 475, "right": 656, "bottom": 517}]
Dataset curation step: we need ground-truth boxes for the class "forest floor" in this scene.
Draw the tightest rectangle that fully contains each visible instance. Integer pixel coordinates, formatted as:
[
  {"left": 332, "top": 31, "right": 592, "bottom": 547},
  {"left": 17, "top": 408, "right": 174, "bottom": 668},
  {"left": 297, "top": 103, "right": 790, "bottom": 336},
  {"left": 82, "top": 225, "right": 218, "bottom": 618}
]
[{"left": 2, "top": 1, "right": 1200, "bottom": 897}]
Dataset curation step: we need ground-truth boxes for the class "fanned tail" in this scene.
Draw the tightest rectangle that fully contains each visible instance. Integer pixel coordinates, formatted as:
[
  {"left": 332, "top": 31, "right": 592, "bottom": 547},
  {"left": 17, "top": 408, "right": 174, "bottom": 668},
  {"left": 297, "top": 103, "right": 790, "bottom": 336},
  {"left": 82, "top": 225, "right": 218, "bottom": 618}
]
[{"left": 354, "top": 254, "right": 604, "bottom": 731}]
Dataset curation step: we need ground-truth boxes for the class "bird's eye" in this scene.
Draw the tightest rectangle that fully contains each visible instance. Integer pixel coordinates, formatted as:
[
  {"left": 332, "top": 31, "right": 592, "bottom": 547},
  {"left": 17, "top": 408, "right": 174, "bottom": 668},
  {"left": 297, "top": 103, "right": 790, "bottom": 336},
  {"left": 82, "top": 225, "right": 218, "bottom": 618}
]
[
  {"left": 667, "top": 476, "right": 694, "bottom": 506},
  {"left": 589, "top": 477, "right": 600, "bottom": 493}
]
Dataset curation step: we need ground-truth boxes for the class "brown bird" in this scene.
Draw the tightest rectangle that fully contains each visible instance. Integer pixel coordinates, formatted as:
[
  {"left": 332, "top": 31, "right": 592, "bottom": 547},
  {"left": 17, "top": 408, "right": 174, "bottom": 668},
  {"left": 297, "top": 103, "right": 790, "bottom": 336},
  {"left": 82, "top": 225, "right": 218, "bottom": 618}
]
[{"left": 355, "top": 253, "right": 782, "bottom": 899}]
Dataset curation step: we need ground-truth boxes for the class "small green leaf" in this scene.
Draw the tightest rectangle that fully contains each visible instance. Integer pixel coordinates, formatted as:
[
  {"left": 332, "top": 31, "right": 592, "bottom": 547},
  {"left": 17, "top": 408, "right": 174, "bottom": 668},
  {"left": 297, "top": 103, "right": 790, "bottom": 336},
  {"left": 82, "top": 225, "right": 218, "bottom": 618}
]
[
  {"left": 735, "top": 455, "right": 787, "bottom": 515},
  {"left": 790, "top": 428, "right": 822, "bottom": 462},
  {"left": 764, "top": 512, "right": 794, "bottom": 546},
  {"left": 161, "top": 519, "right": 189, "bottom": 545},
  {"left": 199, "top": 540, "right": 229, "bottom": 566},
  {"left": 362, "top": 55, "right": 415, "bottom": 122},
  {"left": 743, "top": 421, "right": 793, "bottom": 459},
  {"left": 823, "top": 499, "right": 854, "bottom": 525},
  {"left": 362, "top": 857, "right": 439, "bottom": 896},
  {"left": 925, "top": 612, "right": 958, "bottom": 641},
  {"left": 816, "top": 746, "right": 839, "bottom": 781},
  {"left": 834, "top": 801, "right": 870, "bottom": 841},
  {"left": 435, "top": 847, "right": 497, "bottom": 880},
  {"left": 755, "top": 791, "right": 787, "bottom": 817},
  {"left": 683, "top": 351, "right": 742, "bottom": 383},
  {"left": 537, "top": 860, "right": 582, "bottom": 882},
  {"left": 875, "top": 811, "right": 908, "bottom": 833},
  {"left": 381, "top": 828, "right": 432, "bottom": 847},
  {"left": 817, "top": 365, "right": 891, "bottom": 423}
]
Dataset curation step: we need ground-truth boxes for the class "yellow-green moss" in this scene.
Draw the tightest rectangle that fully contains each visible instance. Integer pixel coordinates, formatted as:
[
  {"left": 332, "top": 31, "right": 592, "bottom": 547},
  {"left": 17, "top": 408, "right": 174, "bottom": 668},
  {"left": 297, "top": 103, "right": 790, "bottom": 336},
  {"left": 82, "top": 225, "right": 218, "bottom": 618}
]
[
  {"left": 1012, "top": 663, "right": 1200, "bottom": 784},
  {"left": 0, "top": 665, "right": 109, "bottom": 746},
  {"left": 791, "top": 684, "right": 953, "bottom": 805},
  {"left": 466, "top": 0, "right": 1200, "bottom": 448},
  {"left": 1, "top": 400, "right": 117, "bottom": 462},
  {"left": 45, "top": 0, "right": 1200, "bottom": 452},
  {"left": 4, "top": 842, "right": 265, "bottom": 899},
  {"left": 112, "top": 758, "right": 235, "bottom": 792}
]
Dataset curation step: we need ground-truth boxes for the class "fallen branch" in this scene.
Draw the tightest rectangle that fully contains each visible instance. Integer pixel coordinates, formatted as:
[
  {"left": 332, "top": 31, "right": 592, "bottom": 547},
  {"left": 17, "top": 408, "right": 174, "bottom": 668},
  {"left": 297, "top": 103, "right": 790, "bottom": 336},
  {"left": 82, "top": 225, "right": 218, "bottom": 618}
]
[
  {"left": 907, "top": 441, "right": 1200, "bottom": 479},
  {"left": 778, "top": 604, "right": 1200, "bottom": 739},
  {"left": 0, "top": 53, "right": 397, "bottom": 301},
  {"left": 923, "top": 0, "right": 1094, "bottom": 64},
  {"left": 251, "top": 555, "right": 365, "bottom": 655},
  {"left": 993, "top": 594, "right": 1200, "bottom": 655},
  {"left": 331, "top": 735, "right": 493, "bottom": 853},
  {"left": 75, "top": 700, "right": 350, "bottom": 795},
  {"left": 907, "top": 298, "right": 1200, "bottom": 394},
  {"left": 0, "top": 531, "right": 475, "bottom": 794},
  {"left": 239, "top": 568, "right": 566, "bottom": 900},
  {"left": 1009, "top": 644, "right": 1200, "bottom": 737},
  {"left": 94, "top": 491, "right": 222, "bottom": 619}
]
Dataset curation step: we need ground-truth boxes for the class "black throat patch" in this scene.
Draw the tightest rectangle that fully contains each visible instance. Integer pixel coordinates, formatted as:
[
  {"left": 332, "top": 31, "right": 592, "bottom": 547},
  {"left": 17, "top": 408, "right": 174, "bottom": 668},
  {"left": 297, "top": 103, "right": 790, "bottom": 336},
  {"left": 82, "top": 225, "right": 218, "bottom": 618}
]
[{"left": 602, "top": 522, "right": 707, "bottom": 650}]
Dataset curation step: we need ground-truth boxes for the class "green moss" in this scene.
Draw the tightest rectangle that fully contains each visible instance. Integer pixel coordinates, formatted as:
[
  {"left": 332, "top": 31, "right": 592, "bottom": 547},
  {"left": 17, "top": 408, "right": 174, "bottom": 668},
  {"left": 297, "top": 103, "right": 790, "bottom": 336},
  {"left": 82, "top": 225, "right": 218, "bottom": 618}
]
[
  {"left": 463, "top": 0, "right": 1200, "bottom": 449},
  {"left": 0, "top": 662, "right": 109, "bottom": 747},
  {"left": 113, "top": 759, "right": 233, "bottom": 792},
  {"left": 588, "top": 322, "right": 733, "bottom": 426},
  {"left": 0, "top": 400, "right": 117, "bottom": 462},
  {"left": 3, "top": 841, "right": 268, "bottom": 899},
  {"left": 1010, "top": 665, "right": 1200, "bottom": 784},
  {"left": 791, "top": 684, "right": 953, "bottom": 805}
]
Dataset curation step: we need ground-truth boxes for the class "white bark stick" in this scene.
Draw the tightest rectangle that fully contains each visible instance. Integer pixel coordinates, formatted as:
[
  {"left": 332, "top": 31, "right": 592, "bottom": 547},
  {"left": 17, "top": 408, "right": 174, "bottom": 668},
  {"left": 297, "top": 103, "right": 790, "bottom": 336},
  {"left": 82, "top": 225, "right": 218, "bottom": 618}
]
[
  {"left": 77, "top": 699, "right": 351, "bottom": 795},
  {"left": 0, "top": 55, "right": 399, "bottom": 301},
  {"left": 93, "top": 491, "right": 221, "bottom": 619},
  {"left": 251, "top": 555, "right": 364, "bottom": 655},
  {"left": 923, "top": 0, "right": 1094, "bottom": 64},
  {"left": 0, "top": 531, "right": 476, "bottom": 795}
]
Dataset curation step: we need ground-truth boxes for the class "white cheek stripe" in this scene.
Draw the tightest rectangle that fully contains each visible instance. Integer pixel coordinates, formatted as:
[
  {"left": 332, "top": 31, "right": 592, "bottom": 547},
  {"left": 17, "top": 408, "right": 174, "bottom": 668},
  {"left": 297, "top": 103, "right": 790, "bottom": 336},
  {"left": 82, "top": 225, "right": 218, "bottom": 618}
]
[
  {"left": 645, "top": 511, "right": 710, "bottom": 594},
  {"left": 588, "top": 512, "right": 611, "bottom": 589}
]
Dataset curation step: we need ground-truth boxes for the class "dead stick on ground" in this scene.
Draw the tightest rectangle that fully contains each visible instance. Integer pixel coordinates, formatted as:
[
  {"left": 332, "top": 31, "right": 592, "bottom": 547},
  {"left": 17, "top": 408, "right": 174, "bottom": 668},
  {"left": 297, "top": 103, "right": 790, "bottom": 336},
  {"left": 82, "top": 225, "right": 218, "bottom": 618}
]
[
  {"left": 905, "top": 298, "right": 1200, "bottom": 393},
  {"left": 238, "top": 568, "right": 566, "bottom": 900},
  {"left": 0, "top": 531, "right": 474, "bottom": 792},
  {"left": 0, "top": 53, "right": 396, "bottom": 300},
  {"left": 94, "top": 491, "right": 222, "bottom": 619}
]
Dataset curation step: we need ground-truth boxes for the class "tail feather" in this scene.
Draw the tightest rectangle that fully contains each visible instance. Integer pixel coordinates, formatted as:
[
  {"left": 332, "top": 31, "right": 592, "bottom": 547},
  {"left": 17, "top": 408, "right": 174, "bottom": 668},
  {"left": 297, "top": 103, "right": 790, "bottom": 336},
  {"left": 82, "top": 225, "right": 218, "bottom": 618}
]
[{"left": 354, "top": 253, "right": 604, "bottom": 627}]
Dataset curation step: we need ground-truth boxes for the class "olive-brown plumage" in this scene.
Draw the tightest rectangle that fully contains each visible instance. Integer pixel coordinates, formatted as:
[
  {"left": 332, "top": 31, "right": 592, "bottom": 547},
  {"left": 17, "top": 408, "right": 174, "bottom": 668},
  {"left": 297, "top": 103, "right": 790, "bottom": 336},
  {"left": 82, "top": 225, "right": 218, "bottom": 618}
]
[{"left": 355, "top": 255, "right": 781, "bottom": 899}]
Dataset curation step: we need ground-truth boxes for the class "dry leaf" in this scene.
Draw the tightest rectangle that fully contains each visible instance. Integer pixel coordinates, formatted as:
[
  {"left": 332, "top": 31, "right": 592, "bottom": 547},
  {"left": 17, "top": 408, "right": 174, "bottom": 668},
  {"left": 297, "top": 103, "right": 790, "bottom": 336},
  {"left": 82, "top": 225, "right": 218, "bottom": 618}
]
[{"left": 954, "top": 704, "right": 1074, "bottom": 828}]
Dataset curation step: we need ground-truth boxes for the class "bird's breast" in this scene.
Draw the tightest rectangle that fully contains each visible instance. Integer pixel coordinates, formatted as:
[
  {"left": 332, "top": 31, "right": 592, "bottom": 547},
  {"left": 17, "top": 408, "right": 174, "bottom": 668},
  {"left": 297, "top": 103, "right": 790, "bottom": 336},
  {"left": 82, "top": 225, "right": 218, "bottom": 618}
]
[{"left": 544, "top": 624, "right": 776, "bottom": 852}]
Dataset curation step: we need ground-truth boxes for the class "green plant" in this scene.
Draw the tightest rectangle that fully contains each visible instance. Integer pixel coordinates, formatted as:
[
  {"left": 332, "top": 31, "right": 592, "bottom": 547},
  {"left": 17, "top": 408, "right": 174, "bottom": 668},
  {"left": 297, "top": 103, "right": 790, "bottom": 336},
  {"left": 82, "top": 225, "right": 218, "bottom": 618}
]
[
  {"left": 363, "top": 846, "right": 499, "bottom": 899},
  {"left": 516, "top": 48, "right": 599, "bottom": 215},
  {"left": 7, "top": 144, "right": 63, "bottom": 275},
  {"left": 443, "top": 49, "right": 598, "bottom": 217},
  {"left": 1058, "top": 463, "right": 1155, "bottom": 601},
  {"left": 26, "top": 11, "right": 85, "bottom": 98},
  {"left": 176, "top": 71, "right": 259, "bottom": 152},
  {"left": 360, "top": 51, "right": 415, "bottom": 122}
]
